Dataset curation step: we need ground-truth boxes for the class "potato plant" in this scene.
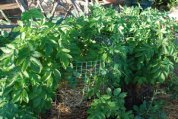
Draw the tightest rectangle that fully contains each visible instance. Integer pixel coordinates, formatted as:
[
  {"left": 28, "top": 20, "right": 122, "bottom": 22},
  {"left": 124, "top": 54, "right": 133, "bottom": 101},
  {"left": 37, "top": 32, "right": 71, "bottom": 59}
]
[
  {"left": 84, "top": 6, "right": 178, "bottom": 118},
  {"left": 0, "top": 5, "right": 177, "bottom": 118},
  {"left": 120, "top": 7, "right": 177, "bottom": 85},
  {"left": 0, "top": 19, "right": 72, "bottom": 117}
]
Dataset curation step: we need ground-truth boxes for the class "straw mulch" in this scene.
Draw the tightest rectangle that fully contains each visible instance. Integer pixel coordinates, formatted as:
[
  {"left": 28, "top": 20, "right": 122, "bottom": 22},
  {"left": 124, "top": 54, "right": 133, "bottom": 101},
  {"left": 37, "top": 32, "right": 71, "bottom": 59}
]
[
  {"left": 157, "top": 94, "right": 178, "bottom": 119},
  {"left": 164, "top": 99, "right": 178, "bottom": 119}
]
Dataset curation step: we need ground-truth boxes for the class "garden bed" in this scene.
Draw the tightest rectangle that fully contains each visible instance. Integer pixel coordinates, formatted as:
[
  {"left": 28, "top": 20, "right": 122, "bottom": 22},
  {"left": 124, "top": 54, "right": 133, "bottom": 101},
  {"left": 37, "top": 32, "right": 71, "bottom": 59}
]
[
  {"left": 164, "top": 99, "right": 178, "bottom": 119},
  {"left": 0, "top": 5, "right": 178, "bottom": 119},
  {"left": 43, "top": 93, "right": 178, "bottom": 119},
  {"left": 42, "top": 86, "right": 91, "bottom": 119}
]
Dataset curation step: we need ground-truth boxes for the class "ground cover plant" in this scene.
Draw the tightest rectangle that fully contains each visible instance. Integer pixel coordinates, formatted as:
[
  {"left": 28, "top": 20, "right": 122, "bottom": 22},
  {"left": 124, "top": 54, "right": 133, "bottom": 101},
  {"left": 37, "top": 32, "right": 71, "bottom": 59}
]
[{"left": 0, "top": 5, "right": 178, "bottom": 119}]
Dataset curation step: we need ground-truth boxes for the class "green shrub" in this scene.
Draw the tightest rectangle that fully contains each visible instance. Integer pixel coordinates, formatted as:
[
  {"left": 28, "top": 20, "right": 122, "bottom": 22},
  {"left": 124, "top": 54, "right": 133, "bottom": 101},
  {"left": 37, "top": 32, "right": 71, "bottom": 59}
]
[
  {"left": 84, "top": 6, "right": 177, "bottom": 118},
  {"left": 87, "top": 88, "right": 133, "bottom": 119},
  {"left": 0, "top": 100, "right": 36, "bottom": 119},
  {"left": 119, "top": 7, "right": 177, "bottom": 85},
  {"left": 0, "top": 19, "right": 71, "bottom": 117},
  {"left": 0, "top": 5, "right": 177, "bottom": 118},
  {"left": 84, "top": 6, "right": 178, "bottom": 85},
  {"left": 133, "top": 100, "right": 167, "bottom": 119}
]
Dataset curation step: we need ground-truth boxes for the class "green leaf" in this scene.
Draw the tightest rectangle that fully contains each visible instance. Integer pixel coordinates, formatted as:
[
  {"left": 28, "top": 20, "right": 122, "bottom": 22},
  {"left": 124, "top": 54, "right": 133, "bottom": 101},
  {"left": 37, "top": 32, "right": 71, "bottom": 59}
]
[
  {"left": 61, "top": 48, "right": 70, "bottom": 53},
  {"left": 59, "top": 53, "right": 70, "bottom": 69},
  {"left": 21, "top": 8, "right": 44, "bottom": 21},
  {"left": 6, "top": 44, "right": 15, "bottom": 49},
  {"left": 1, "top": 30, "right": 9, "bottom": 37},
  {"left": 30, "top": 57, "right": 42, "bottom": 73},
  {"left": 106, "top": 87, "right": 112, "bottom": 95},
  {"left": 6, "top": 75, "right": 19, "bottom": 88},
  {"left": 42, "top": 72, "right": 51, "bottom": 81},
  {"left": 33, "top": 98, "right": 41, "bottom": 108},
  {"left": 113, "top": 88, "right": 121, "bottom": 96},
  {"left": 12, "top": 90, "right": 22, "bottom": 103},
  {"left": 66, "top": 54, "right": 72, "bottom": 59},
  {"left": 45, "top": 44, "right": 53, "bottom": 56},
  {"left": 119, "top": 93, "right": 127, "bottom": 98},
  {"left": 53, "top": 69, "right": 61, "bottom": 80},
  {"left": 21, "top": 59, "right": 30, "bottom": 71},
  {"left": 32, "top": 51, "right": 42, "bottom": 58},
  {"left": 99, "top": 112, "right": 106, "bottom": 119},
  {"left": 102, "top": 53, "right": 107, "bottom": 61},
  {"left": 102, "top": 95, "right": 111, "bottom": 100},
  {"left": 22, "top": 90, "right": 29, "bottom": 103},
  {"left": 21, "top": 32, "right": 25, "bottom": 40},
  {"left": 22, "top": 71, "right": 29, "bottom": 78},
  {"left": 0, "top": 47, "right": 12, "bottom": 54},
  {"left": 47, "top": 77, "right": 53, "bottom": 87},
  {"left": 160, "top": 73, "right": 166, "bottom": 81},
  {"left": 108, "top": 101, "right": 116, "bottom": 108}
]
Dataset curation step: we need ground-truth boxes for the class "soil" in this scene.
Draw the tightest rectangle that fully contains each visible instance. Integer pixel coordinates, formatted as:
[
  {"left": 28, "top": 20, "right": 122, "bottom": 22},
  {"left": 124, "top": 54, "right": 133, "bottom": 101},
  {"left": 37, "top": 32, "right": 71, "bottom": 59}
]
[
  {"left": 165, "top": 99, "right": 178, "bottom": 119},
  {"left": 41, "top": 88, "right": 178, "bottom": 119},
  {"left": 42, "top": 84, "right": 91, "bottom": 119},
  {"left": 158, "top": 94, "right": 178, "bottom": 119},
  {"left": 42, "top": 101, "right": 90, "bottom": 119},
  {"left": 59, "top": 101, "right": 90, "bottom": 119}
]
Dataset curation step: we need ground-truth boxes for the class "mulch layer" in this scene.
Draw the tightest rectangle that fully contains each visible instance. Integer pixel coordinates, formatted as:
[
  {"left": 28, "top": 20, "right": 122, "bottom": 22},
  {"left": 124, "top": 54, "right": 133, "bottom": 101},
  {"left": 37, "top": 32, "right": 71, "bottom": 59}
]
[
  {"left": 164, "top": 97, "right": 178, "bottom": 119},
  {"left": 42, "top": 90, "right": 178, "bottom": 119}
]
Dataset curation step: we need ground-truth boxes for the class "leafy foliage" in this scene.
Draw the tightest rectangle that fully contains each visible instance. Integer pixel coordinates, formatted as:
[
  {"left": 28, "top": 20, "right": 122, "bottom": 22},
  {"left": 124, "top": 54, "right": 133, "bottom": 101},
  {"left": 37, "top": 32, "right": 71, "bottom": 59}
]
[
  {"left": 83, "top": 6, "right": 177, "bottom": 118},
  {"left": 87, "top": 88, "right": 133, "bottom": 119},
  {"left": 21, "top": 8, "right": 44, "bottom": 21},
  {"left": 0, "top": 5, "right": 177, "bottom": 118},
  {"left": 0, "top": 19, "right": 71, "bottom": 117},
  {"left": 0, "top": 100, "right": 36, "bottom": 119},
  {"left": 119, "top": 7, "right": 177, "bottom": 85},
  {"left": 165, "top": 72, "right": 178, "bottom": 99},
  {"left": 78, "top": 6, "right": 178, "bottom": 85},
  {"left": 133, "top": 100, "right": 167, "bottom": 119}
]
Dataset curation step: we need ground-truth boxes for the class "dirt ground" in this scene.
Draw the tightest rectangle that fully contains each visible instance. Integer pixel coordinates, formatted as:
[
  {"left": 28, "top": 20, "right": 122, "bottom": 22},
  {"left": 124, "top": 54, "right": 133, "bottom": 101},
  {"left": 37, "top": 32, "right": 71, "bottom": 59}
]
[
  {"left": 42, "top": 85, "right": 90, "bottom": 119},
  {"left": 163, "top": 96, "right": 178, "bottom": 119},
  {"left": 42, "top": 89, "right": 178, "bottom": 119}
]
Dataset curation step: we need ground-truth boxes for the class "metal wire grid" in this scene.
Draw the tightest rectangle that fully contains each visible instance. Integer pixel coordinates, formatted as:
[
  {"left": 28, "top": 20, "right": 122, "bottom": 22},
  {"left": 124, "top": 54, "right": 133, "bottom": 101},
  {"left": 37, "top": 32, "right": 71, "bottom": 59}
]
[{"left": 72, "top": 60, "right": 104, "bottom": 79}]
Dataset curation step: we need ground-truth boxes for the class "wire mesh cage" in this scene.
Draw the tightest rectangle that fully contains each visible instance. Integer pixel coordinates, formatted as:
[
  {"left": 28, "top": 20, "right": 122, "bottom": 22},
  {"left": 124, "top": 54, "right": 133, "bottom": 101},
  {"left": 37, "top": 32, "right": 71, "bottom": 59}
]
[
  {"left": 51, "top": 60, "right": 106, "bottom": 118},
  {"left": 57, "top": 60, "right": 106, "bottom": 90},
  {"left": 72, "top": 60, "right": 104, "bottom": 79}
]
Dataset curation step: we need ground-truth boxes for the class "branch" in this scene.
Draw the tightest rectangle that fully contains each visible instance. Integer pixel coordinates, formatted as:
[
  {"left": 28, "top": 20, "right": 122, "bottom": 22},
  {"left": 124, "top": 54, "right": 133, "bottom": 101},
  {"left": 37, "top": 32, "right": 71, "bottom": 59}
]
[
  {"left": 36, "top": 0, "right": 48, "bottom": 18},
  {"left": 84, "top": 0, "right": 89, "bottom": 14},
  {"left": 50, "top": 1, "right": 60, "bottom": 20},
  {"left": 64, "top": 5, "right": 73, "bottom": 19},
  {"left": 0, "top": 10, "right": 10, "bottom": 23},
  {"left": 70, "top": 0, "right": 84, "bottom": 17},
  {"left": 15, "top": 0, "right": 28, "bottom": 12}
]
